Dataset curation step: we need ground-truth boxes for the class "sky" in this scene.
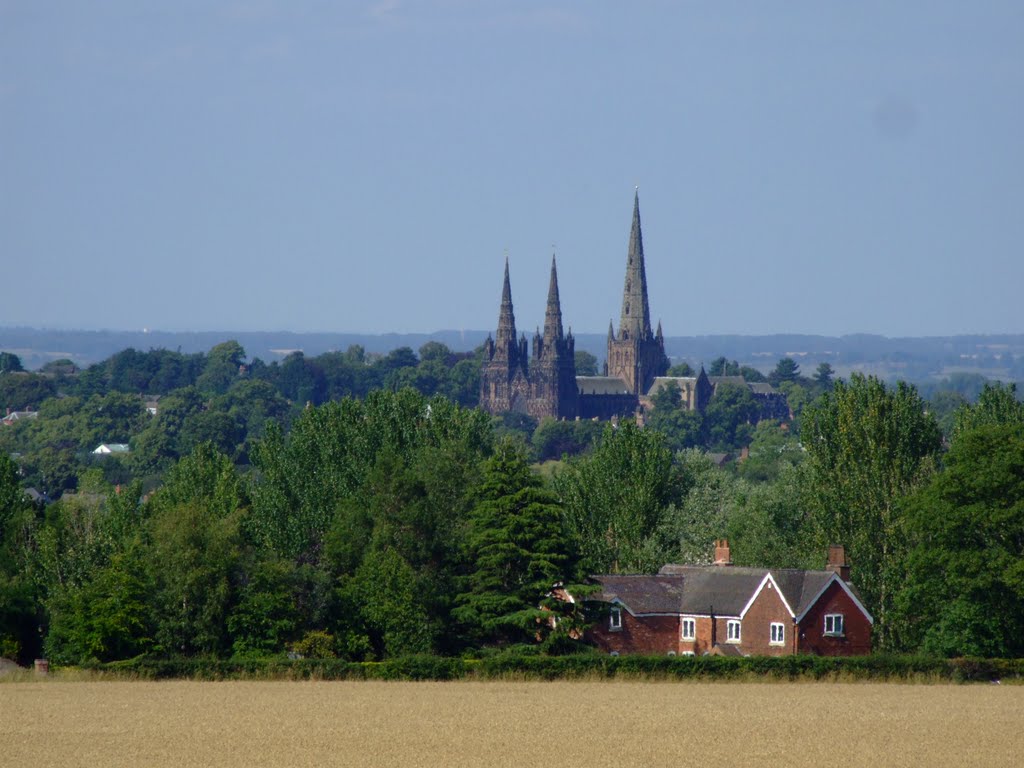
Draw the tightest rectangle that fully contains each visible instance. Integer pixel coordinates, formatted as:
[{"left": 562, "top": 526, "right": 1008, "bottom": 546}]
[{"left": 1, "top": 1, "right": 1022, "bottom": 337}]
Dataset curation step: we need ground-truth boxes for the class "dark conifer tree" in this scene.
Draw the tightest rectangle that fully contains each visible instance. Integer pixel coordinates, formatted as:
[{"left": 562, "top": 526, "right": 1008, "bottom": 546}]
[{"left": 454, "top": 440, "right": 571, "bottom": 647}]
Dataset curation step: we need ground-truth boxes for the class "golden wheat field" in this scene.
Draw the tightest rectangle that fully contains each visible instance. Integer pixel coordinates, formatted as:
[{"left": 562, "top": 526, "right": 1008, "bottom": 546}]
[{"left": 2, "top": 679, "right": 1022, "bottom": 768}]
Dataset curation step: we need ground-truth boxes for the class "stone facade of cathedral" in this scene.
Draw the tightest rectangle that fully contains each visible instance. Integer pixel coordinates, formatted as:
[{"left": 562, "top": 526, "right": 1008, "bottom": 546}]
[{"left": 480, "top": 192, "right": 671, "bottom": 421}]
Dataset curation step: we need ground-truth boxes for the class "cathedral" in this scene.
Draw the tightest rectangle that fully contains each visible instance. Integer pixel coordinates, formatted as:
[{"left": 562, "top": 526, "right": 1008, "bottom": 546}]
[{"left": 480, "top": 191, "right": 685, "bottom": 421}]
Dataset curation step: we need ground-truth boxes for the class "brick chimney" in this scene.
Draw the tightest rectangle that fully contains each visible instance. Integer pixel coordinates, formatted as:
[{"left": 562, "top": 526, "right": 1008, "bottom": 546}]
[
  {"left": 713, "top": 539, "right": 732, "bottom": 566},
  {"left": 826, "top": 544, "right": 851, "bottom": 581}
]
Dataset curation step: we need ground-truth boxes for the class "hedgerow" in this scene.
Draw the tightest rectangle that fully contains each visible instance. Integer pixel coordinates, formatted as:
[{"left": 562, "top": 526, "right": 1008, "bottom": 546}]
[{"left": 79, "top": 654, "right": 1024, "bottom": 682}]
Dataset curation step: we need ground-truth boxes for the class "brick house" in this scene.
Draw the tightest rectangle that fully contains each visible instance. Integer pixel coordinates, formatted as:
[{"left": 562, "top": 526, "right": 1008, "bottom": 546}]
[{"left": 578, "top": 542, "right": 872, "bottom": 657}]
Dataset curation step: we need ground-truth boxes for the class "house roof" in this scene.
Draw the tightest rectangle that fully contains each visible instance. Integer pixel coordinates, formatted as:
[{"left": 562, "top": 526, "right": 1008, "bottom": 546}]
[
  {"left": 591, "top": 565, "right": 866, "bottom": 622},
  {"left": 594, "top": 575, "right": 688, "bottom": 614},
  {"left": 93, "top": 443, "right": 130, "bottom": 454},
  {"left": 575, "top": 376, "right": 631, "bottom": 396}
]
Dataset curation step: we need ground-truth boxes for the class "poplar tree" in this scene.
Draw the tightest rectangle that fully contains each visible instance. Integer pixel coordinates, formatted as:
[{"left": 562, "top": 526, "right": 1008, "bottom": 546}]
[{"left": 801, "top": 374, "right": 942, "bottom": 649}]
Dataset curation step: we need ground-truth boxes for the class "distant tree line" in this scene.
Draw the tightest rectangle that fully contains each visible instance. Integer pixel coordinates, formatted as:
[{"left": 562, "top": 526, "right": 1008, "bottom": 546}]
[{"left": 1, "top": 343, "right": 1023, "bottom": 666}]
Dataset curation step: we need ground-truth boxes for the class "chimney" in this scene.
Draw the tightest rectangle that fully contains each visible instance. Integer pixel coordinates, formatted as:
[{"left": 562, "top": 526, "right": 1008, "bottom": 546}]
[
  {"left": 713, "top": 539, "right": 732, "bottom": 566},
  {"left": 826, "top": 544, "right": 851, "bottom": 581}
]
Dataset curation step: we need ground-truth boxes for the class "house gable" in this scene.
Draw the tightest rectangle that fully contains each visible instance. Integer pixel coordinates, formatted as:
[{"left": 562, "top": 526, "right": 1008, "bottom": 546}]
[
  {"left": 794, "top": 573, "right": 873, "bottom": 626},
  {"left": 739, "top": 573, "right": 795, "bottom": 620}
]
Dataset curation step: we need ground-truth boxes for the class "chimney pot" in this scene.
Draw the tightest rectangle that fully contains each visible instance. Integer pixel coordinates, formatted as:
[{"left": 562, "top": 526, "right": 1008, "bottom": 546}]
[
  {"left": 713, "top": 539, "right": 732, "bottom": 566},
  {"left": 826, "top": 544, "right": 851, "bottom": 581}
]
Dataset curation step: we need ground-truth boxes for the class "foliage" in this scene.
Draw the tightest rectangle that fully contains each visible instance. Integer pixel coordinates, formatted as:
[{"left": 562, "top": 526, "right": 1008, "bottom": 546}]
[
  {"left": 531, "top": 417, "right": 602, "bottom": 461},
  {"left": 453, "top": 441, "right": 572, "bottom": 646},
  {"left": 801, "top": 374, "right": 942, "bottom": 649},
  {"left": 703, "top": 382, "right": 757, "bottom": 450},
  {"left": 768, "top": 357, "right": 801, "bottom": 386},
  {"left": 734, "top": 420, "right": 804, "bottom": 483},
  {"left": 667, "top": 362, "right": 694, "bottom": 377},
  {"left": 574, "top": 350, "right": 599, "bottom": 376},
  {"left": 555, "top": 423, "right": 682, "bottom": 574},
  {"left": 897, "top": 424, "right": 1024, "bottom": 657},
  {"left": 951, "top": 382, "right": 1024, "bottom": 439},
  {"left": 0, "top": 352, "right": 24, "bottom": 373}
]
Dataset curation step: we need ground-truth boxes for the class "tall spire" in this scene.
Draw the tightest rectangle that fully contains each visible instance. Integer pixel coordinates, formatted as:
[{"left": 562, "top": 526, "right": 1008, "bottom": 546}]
[
  {"left": 495, "top": 255, "right": 518, "bottom": 357},
  {"left": 618, "top": 188, "right": 652, "bottom": 341},
  {"left": 543, "top": 253, "right": 564, "bottom": 344}
]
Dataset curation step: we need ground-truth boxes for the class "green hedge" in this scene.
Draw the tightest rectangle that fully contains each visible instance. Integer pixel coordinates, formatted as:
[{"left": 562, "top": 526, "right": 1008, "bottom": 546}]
[{"left": 81, "top": 653, "right": 1024, "bottom": 682}]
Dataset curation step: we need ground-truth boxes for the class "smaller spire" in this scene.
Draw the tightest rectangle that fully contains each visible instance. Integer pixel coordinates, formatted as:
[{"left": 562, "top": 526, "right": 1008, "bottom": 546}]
[
  {"left": 608, "top": 319, "right": 615, "bottom": 340},
  {"left": 543, "top": 253, "right": 564, "bottom": 344}
]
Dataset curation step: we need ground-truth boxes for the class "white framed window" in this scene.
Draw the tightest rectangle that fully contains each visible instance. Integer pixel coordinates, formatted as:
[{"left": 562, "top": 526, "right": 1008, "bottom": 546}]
[
  {"left": 609, "top": 606, "right": 622, "bottom": 631},
  {"left": 681, "top": 617, "right": 696, "bottom": 641},
  {"left": 770, "top": 622, "right": 785, "bottom": 645},
  {"left": 682, "top": 651, "right": 696, "bottom": 657},
  {"left": 726, "top": 620, "right": 741, "bottom": 643},
  {"left": 824, "top": 613, "right": 844, "bottom": 636}
]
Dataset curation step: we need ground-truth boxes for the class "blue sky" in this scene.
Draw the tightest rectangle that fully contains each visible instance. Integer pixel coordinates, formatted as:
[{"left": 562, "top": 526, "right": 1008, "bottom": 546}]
[{"left": 2, "top": 1, "right": 1022, "bottom": 337}]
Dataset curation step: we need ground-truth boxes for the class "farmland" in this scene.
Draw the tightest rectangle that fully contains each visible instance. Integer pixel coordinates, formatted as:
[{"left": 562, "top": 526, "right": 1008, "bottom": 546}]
[{"left": 2, "top": 680, "right": 1022, "bottom": 767}]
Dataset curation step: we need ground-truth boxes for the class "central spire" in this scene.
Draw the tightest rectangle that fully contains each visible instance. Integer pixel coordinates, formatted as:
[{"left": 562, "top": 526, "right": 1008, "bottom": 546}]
[
  {"left": 618, "top": 189, "right": 652, "bottom": 341},
  {"left": 543, "top": 253, "right": 564, "bottom": 344}
]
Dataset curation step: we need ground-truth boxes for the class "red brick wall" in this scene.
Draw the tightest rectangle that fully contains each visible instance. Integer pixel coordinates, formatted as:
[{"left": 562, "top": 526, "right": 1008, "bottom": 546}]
[
  {"left": 735, "top": 580, "right": 794, "bottom": 656},
  {"left": 797, "top": 580, "right": 873, "bottom": 656},
  {"left": 589, "top": 612, "right": 681, "bottom": 655}
]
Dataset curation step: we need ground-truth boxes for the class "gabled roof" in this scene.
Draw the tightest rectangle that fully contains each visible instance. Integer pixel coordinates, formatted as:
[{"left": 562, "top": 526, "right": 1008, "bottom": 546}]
[
  {"left": 647, "top": 376, "right": 699, "bottom": 396},
  {"left": 593, "top": 575, "right": 687, "bottom": 615},
  {"left": 576, "top": 376, "right": 631, "bottom": 396},
  {"left": 590, "top": 565, "right": 872, "bottom": 624}
]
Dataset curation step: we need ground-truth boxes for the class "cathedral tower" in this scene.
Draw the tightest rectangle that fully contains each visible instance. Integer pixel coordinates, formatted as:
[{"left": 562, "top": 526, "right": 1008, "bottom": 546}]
[
  {"left": 529, "top": 254, "right": 578, "bottom": 418},
  {"left": 606, "top": 190, "right": 669, "bottom": 395},
  {"left": 480, "top": 257, "right": 531, "bottom": 413}
]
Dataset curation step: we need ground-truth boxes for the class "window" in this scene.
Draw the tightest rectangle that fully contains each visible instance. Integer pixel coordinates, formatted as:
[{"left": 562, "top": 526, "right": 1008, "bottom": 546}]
[
  {"left": 824, "top": 613, "right": 844, "bottom": 636},
  {"left": 609, "top": 606, "right": 622, "bottom": 631},
  {"left": 727, "top": 620, "right": 741, "bottom": 643},
  {"left": 770, "top": 622, "right": 785, "bottom": 645},
  {"left": 682, "top": 651, "right": 696, "bottom": 657},
  {"left": 681, "top": 617, "right": 696, "bottom": 641}
]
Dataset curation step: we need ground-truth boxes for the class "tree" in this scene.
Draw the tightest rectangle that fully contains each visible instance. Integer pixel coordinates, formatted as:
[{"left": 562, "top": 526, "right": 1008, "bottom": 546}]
[
  {"left": 196, "top": 341, "right": 245, "bottom": 395},
  {"left": 554, "top": 423, "right": 682, "bottom": 574},
  {"left": 897, "top": 424, "right": 1024, "bottom": 656},
  {"left": 454, "top": 441, "right": 571, "bottom": 646},
  {"left": 667, "top": 362, "right": 694, "bottom": 377},
  {"left": 704, "top": 382, "right": 758, "bottom": 450},
  {"left": 800, "top": 374, "right": 941, "bottom": 648},
  {"left": 0, "top": 372, "right": 56, "bottom": 411},
  {"left": 708, "top": 357, "right": 740, "bottom": 376},
  {"left": 144, "top": 446, "right": 245, "bottom": 655},
  {"left": 735, "top": 420, "right": 804, "bottom": 483},
  {"left": 0, "top": 352, "right": 24, "bottom": 374},
  {"left": 646, "top": 385, "right": 705, "bottom": 453},
  {"left": 769, "top": 358, "right": 801, "bottom": 387},
  {"left": 813, "top": 363, "right": 834, "bottom": 389},
  {"left": 952, "top": 382, "right": 1024, "bottom": 439},
  {"left": 574, "top": 351, "right": 599, "bottom": 376}
]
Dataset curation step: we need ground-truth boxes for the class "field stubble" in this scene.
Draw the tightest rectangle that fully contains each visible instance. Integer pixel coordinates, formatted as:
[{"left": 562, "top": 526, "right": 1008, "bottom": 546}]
[{"left": 1, "top": 679, "right": 1021, "bottom": 767}]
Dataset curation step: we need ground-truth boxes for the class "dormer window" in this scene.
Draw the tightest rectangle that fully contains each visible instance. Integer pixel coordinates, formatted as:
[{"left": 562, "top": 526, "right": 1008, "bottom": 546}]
[{"left": 609, "top": 606, "right": 623, "bottom": 631}]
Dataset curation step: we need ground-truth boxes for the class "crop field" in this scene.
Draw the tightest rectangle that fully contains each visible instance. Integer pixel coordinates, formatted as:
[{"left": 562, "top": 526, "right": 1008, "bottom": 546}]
[{"left": 2, "top": 680, "right": 1022, "bottom": 767}]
